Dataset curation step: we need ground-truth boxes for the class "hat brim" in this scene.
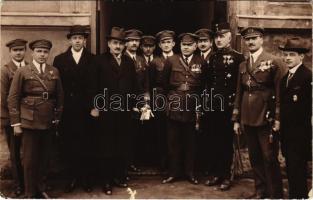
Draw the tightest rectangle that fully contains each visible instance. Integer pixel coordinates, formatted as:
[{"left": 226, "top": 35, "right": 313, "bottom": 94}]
[
  {"left": 243, "top": 33, "right": 263, "bottom": 39},
  {"left": 214, "top": 30, "right": 230, "bottom": 35},
  {"left": 106, "top": 36, "right": 126, "bottom": 42},
  {"left": 67, "top": 32, "right": 89, "bottom": 39},
  {"left": 278, "top": 46, "right": 310, "bottom": 53}
]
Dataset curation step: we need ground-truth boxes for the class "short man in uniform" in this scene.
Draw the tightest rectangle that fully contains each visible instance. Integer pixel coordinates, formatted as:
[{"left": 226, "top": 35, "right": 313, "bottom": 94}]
[
  {"left": 124, "top": 29, "right": 148, "bottom": 171},
  {"left": 138, "top": 35, "right": 158, "bottom": 166},
  {"left": 8, "top": 39, "right": 63, "bottom": 198},
  {"left": 1, "top": 39, "right": 27, "bottom": 197},
  {"left": 162, "top": 33, "right": 205, "bottom": 185},
  {"left": 53, "top": 25, "right": 94, "bottom": 193},
  {"left": 232, "top": 27, "right": 284, "bottom": 198},
  {"left": 203, "top": 22, "right": 244, "bottom": 190},
  {"left": 148, "top": 30, "right": 176, "bottom": 171},
  {"left": 141, "top": 35, "right": 156, "bottom": 66},
  {"left": 279, "top": 37, "right": 311, "bottom": 199}
]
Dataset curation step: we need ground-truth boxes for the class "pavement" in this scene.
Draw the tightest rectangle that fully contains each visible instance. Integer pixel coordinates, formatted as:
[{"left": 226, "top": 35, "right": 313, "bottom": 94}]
[{"left": 1, "top": 175, "right": 293, "bottom": 199}]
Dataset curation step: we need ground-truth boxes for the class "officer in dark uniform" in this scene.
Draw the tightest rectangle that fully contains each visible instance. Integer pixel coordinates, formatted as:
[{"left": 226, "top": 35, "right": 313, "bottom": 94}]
[
  {"left": 124, "top": 29, "right": 148, "bottom": 171},
  {"left": 137, "top": 35, "right": 159, "bottom": 166},
  {"left": 8, "top": 39, "right": 64, "bottom": 198},
  {"left": 149, "top": 30, "right": 176, "bottom": 171},
  {"left": 1, "top": 39, "right": 27, "bottom": 197},
  {"left": 194, "top": 28, "right": 214, "bottom": 174},
  {"left": 232, "top": 27, "right": 284, "bottom": 198},
  {"left": 53, "top": 25, "right": 94, "bottom": 193},
  {"left": 279, "top": 37, "right": 311, "bottom": 199},
  {"left": 203, "top": 22, "right": 244, "bottom": 191},
  {"left": 162, "top": 33, "right": 205, "bottom": 185}
]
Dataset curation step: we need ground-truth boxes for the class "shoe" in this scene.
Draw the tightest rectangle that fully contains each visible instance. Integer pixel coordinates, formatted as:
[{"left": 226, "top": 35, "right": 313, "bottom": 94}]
[
  {"left": 13, "top": 186, "right": 24, "bottom": 197},
  {"left": 204, "top": 176, "right": 221, "bottom": 186},
  {"left": 37, "top": 191, "right": 51, "bottom": 199},
  {"left": 102, "top": 183, "right": 112, "bottom": 195},
  {"left": 83, "top": 185, "right": 93, "bottom": 193},
  {"left": 113, "top": 178, "right": 128, "bottom": 188},
  {"left": 162, "top": 176, "right": 176, "bottom": 184},
  {"left": 220, "top": 179, "right": 231, "bottom": 191},
  {"left": 128, "top": 165, "right": 141, "bottom": 172},
  {"left": 187, "top": 176, "right": 199, "bottom": 185},
  {"left": 64, "top": 178, "right": 77, "bottom": 193}
]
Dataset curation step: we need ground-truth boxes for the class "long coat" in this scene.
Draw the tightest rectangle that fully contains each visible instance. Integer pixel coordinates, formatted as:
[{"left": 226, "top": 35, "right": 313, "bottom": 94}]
[
  {"left": 53, "top": 47, "right": 94, "bottom": 157},
  {"left": 89, "top": 52, "right": 140, "bottom": 158},
  {"left": 232, "top": 50, "right": 285, "bottom": 126},
  {"left": 280, "top": 64, "right": 312, "bottom": 159}
]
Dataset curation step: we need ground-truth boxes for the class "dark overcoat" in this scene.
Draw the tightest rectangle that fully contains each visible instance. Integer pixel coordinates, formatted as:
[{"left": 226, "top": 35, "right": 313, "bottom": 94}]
[
  {"left": 89, "top": 52, "right": 140, "bottom": 158},
  {"left": 280, "top": 64, "right": 312, "bottom": 159},
  {"left": 53, "top": 47, "right": 94, "bottom": 157}
]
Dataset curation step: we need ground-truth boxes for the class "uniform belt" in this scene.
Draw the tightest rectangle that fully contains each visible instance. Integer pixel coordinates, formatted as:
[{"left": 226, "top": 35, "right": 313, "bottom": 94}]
[
  {"left": 24, "top": 92, "right": 55, "bottom": 100},
  {"left": 170, "top": 84, "right": 199, "bottom": 92},
  {"left": 243, "top": 85, "right": 267, "bottom": 91}
]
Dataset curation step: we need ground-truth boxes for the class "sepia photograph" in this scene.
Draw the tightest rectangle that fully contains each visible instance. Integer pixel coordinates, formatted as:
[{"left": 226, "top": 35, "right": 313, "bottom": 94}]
[{"left": 0, "top": 0, "right": 312, "bottom": 198}]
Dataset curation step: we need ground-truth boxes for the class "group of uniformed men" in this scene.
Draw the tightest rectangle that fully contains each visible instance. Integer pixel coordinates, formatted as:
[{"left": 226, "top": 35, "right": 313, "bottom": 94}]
[{"left": 1, "top": 23, "right": 311, "bottom": 198}]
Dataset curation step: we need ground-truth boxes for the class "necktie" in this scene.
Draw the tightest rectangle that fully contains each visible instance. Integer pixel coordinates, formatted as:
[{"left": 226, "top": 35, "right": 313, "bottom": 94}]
[
  {"left": 19, "top": 62, "right": 22, "bottom": 68},
  {"left": 40, "top": 64, "right": 44, "bottom": 74},
  {"left": 201, "top": 53, "right": 205, "bottom": 60},
  {"left": 286, "top": 72, "right": 294, "bottom": 87},
  {"left": 185, "top": 57, "right": 190, "bottom": 65},
  {"left": 249, "top": 55, "right": 254, "bottom": 70},
  {"left": 116, "top": 56, "right": 121, "bottom": 66},
  {"left": 132, "top": 56, "right": 136, "bottom": 62},
  {"left": 148, "top": 56, "right": 151, "bottom": 64}
]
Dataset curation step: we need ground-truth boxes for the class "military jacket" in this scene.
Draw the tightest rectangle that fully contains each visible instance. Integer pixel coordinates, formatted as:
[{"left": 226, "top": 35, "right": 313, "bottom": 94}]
[
  {"left": 163, "top": 54, "right": 206, "bottom": 122},
  {"left": 1, "top": 61, "right": 28, "bottom": 127},
  {"left": 232, "top": 50, "right": 285, "bottom": 126},
  {"left": 206, "top": 47, "right": 244, "bottom": 109},
  {"left": 8, "top": 63, "right": 64, "bottom": 130}
]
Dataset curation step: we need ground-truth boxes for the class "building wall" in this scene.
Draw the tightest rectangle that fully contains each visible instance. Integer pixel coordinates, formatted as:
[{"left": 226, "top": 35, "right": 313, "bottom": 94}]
[
  {"left": 1, "top": 0, "right": 96, "bottom": 66},
  {"left": 230, "top": 0, "right": 312, "bottom": 66}
]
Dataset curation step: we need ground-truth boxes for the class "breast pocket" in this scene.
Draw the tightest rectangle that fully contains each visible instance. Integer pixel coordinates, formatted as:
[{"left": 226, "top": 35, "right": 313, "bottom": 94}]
[
  {"left": 47, "top": 75, "right": 59, "bottom": 91},
  {"left": 254, "top": 69, "right": 272, "bottom": 83},
  {"left": 170, "top": 67, "right": 184, "bottom": 83},
  {"left": 20, "top": 98, "right": 35, "bottom": 121}
]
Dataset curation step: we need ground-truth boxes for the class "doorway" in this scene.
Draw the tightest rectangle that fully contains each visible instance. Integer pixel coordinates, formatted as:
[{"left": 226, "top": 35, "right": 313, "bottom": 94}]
[{"left": 99, "top": 0, "right": 227, "bottom": 53}]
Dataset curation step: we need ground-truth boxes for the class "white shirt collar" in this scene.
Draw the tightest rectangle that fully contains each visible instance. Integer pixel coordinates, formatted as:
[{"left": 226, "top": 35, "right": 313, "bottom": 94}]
[
  {"left": 126, "top": 50, "right": 137, "bottom": 60},
  {"left": 201, "top": 48, "right": 212, "bottom": 59},
  {"left": 289, "top": 62, "right": 302, "bottom": 74},
  {"left": 32, "top": 60, "right": 46, "bottom": 73},
  {"left": 144, "top": 55, "right": 153, "bottom": 63},
  {"left": 162, "top": 51, "right": 174, "bottom": 58},
  {"left": 12, "top": 59, "right": 26, "bottom": 68},
  {"left": 250, "top": 47, "right": 263, "bottom": 62},
  {"left": 71, "top": 47, "right": 83, "bottom": 64},
  {"left": 183, "top": 54, "right": 193, "bottom": 64}
]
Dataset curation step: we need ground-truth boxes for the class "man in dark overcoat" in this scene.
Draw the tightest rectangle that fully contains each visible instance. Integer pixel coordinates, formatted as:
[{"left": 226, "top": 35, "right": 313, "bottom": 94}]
[
  {"left": 52, "top": 25, "right": 94, "bottom": 193},
  {"left": 1, "top": 39, "right": 28, "bottom": 197},
  {"left": 89, "top": 27, "right": 140, "bottom": 195},
  {"left": 279, "top": 37, "right": 312, "bottom": 199}
]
